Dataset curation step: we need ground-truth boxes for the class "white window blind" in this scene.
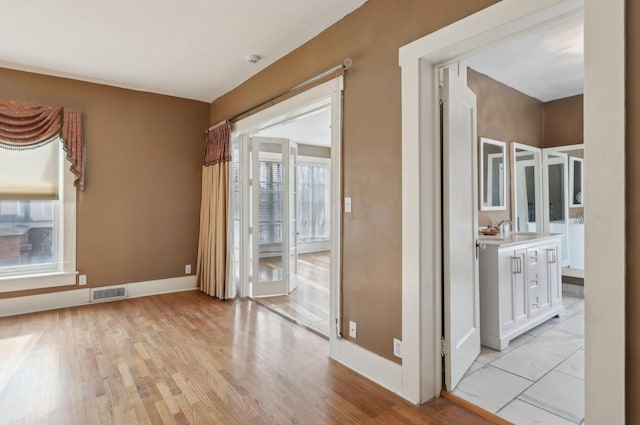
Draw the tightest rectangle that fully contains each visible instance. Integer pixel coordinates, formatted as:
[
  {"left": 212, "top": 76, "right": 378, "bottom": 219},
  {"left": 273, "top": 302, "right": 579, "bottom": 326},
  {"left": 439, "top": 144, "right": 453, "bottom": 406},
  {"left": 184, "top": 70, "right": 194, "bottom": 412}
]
[
  {"left": 0, "top": 141, "right": 60, "bottom": 271},
  {"left": 0, "top": 140, "right": 60, "bottom": 199},
  {"left": 258, "top": 161, "right": 283, "bottom": 245}
]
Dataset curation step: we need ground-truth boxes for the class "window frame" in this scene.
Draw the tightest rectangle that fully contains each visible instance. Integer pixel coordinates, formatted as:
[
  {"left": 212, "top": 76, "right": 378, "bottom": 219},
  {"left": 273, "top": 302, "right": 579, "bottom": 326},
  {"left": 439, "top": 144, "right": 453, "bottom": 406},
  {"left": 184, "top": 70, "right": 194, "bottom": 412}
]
[{"left": 0, "top": 139, "right": 78, "bottom": 292}]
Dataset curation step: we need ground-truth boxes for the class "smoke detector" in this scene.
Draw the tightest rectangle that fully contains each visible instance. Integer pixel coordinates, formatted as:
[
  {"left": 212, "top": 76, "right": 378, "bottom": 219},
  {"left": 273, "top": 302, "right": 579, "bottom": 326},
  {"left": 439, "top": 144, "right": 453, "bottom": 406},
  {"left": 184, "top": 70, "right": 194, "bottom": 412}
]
[{"left": 245, "top": 54, "right": 261, "bottom": 64}]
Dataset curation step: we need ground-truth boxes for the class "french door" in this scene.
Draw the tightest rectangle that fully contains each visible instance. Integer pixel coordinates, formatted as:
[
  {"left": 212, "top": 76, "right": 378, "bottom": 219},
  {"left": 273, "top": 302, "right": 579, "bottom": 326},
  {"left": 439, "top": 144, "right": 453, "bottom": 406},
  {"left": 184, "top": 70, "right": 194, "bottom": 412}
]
[{"left": 249, "top": 136, "right": 298, "bottom": 297}]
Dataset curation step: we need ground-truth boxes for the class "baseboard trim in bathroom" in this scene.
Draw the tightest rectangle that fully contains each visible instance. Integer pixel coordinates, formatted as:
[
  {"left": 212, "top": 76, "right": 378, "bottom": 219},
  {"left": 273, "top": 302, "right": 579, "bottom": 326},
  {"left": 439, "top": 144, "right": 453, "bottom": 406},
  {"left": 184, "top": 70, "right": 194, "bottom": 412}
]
[{"left": 563, "top": 282, "right": 585, "bottom": 296}]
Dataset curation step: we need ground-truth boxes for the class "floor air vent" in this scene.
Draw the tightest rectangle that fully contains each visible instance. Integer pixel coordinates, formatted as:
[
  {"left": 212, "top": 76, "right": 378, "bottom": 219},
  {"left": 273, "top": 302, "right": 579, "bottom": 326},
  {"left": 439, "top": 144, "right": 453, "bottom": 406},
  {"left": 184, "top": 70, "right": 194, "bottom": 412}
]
[{"left": 90, "top": 285, "right": 128, "bottom": 302}]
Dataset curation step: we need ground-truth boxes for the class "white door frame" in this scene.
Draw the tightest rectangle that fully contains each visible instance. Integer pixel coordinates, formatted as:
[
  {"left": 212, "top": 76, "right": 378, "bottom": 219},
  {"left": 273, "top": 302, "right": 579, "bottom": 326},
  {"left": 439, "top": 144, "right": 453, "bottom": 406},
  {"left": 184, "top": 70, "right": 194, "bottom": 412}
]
[
  {"left": 234, "top": 81, "right": 341, "bottom": 307},
  {"left": 399, "top": 1, "right": 625, "bottom": 424}
]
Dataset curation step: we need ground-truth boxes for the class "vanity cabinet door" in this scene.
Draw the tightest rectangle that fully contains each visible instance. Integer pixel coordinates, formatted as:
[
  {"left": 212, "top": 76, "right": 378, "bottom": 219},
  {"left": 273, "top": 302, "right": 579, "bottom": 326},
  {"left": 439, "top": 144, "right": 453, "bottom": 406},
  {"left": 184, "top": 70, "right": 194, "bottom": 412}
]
[
  {"left": 526, "top": 247, "right": 550, "bottom": 318},
  {"left": 545, "top": 243, "right": 562, "bottom": 306},
  {"left": 499, "top": 248, "right": 527, "bottom": 331}
]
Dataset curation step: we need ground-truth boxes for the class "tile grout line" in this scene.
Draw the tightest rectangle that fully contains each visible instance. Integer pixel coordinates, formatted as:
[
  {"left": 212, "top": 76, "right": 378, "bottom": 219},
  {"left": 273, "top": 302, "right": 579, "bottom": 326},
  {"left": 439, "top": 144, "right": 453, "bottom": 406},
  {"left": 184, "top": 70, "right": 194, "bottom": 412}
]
[
  {"left": 499, "top": 398, "right": 582, "bottom": 425},
  {"left": 487, "top": 309, "right": 585, "bottom": 418},
  {"left": 494, "top": 345, "right": 585, "bottom": 423},
  {"left": 457, "top": 292, "right": 584, "bottom": 419}
]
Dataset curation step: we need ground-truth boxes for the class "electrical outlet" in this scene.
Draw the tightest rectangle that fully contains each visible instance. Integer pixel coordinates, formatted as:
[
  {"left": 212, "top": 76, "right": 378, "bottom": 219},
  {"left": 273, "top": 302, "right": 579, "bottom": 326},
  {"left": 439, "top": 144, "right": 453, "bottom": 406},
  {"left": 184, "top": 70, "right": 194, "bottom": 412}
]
[
  {"left": 344, "top": 197, "right": 352, "bottom": 213},
  {"left": 349, "top": 320, "right": 357, "bottom": 338},
  {"left": 393, "top": 338, "right": 403, "bottom": 358},
  {"left": 185, "top": 264, "right": 192, "bottom": 274},
  {"left": 78, "top": 274, "right": 87, "bottom": 286}
]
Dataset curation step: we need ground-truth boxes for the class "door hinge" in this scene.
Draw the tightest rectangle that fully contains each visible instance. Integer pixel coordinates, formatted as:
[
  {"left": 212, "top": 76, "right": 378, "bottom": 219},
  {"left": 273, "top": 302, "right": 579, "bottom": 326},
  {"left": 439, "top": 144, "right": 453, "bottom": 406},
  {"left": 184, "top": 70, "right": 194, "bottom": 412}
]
[
  {"left": 439, "top": 83, "right": 445, "bottom": 105},
  {"left": 440, "top": 336, "right": 446, "bottom": 357}
]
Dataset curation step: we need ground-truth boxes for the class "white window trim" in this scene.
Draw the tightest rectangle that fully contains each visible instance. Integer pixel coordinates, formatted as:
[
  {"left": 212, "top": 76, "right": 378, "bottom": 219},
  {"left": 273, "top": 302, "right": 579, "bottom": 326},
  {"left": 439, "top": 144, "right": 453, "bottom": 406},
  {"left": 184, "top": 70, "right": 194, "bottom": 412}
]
[{"left": 0, "top": 141, "right": 78, "bottom": 292}]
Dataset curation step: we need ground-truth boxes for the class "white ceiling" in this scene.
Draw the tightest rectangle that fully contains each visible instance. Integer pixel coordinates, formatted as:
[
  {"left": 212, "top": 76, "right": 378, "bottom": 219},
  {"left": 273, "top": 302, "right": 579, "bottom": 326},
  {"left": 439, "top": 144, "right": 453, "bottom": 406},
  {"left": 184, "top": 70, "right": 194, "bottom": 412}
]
[
  {"left": 0, "top": 0, "right": 366, "bottom": 103},
  {"left": 467, "top": 14, "right": 584, "bottom": 102},
  {"left": 257, "top": 101, "right": 331, "bottom": 147}
]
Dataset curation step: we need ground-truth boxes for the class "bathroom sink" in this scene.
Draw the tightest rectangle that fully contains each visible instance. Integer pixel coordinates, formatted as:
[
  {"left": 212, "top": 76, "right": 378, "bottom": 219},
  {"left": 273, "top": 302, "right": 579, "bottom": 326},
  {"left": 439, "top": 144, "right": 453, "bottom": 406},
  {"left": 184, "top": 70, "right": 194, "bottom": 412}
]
[{"left": 479, "top": 232, "right": 550, "bottom": 245}]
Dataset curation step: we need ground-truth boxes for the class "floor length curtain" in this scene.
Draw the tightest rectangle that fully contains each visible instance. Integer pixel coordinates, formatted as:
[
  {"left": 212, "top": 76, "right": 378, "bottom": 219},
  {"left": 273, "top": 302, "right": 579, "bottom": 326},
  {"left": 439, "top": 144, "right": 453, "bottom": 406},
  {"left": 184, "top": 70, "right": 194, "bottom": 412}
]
[{"left": 197, "top": 122, "right": 232, "bottom": 299}]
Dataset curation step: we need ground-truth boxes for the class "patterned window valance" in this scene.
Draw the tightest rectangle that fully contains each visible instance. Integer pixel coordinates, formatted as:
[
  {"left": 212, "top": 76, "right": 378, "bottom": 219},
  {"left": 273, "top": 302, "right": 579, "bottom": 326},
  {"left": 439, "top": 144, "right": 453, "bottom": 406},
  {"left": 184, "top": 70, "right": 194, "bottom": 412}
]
[
  {"left": 0, "top": 99, "right": 85, "bottom": 191},
  {"left": 203, "top": 121, "right": 231, "bottom": 166}
]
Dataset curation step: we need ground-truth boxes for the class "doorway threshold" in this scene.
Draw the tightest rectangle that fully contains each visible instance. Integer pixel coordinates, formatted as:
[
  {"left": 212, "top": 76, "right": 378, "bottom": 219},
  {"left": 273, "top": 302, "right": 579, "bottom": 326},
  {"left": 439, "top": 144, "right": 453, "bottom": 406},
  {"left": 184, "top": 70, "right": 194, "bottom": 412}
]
[
  {"left": 440, "top": 391, "right": 512, "bottom": 425},
  {"left": 252, "top": 297, "right": 329, "bottom": 341}
]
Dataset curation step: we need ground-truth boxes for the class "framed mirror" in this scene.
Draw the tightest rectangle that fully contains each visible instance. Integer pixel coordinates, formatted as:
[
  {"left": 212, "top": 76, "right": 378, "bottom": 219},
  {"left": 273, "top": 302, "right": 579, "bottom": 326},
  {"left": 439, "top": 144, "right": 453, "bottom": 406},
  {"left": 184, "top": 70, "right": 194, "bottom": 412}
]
[
  {"left": 480, "top": 137, "right": 506, "bottom": 211},
  {"left": 543, "top": 150, "right": 570, "bottom": 266},
  {"left": 511, "top": 143, "right": 542, "bottom": 233},
  {"left": 569, "top": 156, "right": 584, "bottom": 207}
]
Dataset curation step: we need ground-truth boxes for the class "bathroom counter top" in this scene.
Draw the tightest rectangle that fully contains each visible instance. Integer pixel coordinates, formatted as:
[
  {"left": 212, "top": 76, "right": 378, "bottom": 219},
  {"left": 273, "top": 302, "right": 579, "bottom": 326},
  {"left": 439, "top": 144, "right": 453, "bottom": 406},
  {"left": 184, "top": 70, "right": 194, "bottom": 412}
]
[{"left": 478, "top": 232, "right": 561, "bottom": 247}]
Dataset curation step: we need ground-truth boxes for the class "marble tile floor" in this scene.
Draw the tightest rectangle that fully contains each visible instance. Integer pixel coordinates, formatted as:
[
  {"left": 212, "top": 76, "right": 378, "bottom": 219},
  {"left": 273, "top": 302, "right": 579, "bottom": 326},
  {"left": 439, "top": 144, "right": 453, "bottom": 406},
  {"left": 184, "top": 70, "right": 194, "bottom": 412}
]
[{"left": 453, "top": 293, "right": 585, "bottom": 424}]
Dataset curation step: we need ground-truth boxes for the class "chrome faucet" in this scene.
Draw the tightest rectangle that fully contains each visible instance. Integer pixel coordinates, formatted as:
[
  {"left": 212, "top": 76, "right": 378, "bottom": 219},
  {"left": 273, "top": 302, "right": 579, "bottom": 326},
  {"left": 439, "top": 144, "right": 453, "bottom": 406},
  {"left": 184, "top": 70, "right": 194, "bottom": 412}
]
[{"left": 497, "top": 219, "right": 512, "bottom": 234}]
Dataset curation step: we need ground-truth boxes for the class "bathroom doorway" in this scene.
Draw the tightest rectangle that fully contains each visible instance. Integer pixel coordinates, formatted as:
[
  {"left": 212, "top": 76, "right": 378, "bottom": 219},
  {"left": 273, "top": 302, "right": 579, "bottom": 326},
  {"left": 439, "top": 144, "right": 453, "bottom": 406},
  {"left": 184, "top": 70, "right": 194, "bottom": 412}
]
[{"left": 440, "top": 13, "right": 587, "bottom": 424}]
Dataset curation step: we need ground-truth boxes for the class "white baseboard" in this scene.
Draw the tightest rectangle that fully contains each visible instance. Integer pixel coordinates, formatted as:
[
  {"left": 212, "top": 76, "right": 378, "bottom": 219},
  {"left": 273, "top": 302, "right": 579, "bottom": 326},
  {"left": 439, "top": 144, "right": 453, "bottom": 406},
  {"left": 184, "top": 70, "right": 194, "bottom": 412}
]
[
  {"left": 329, "top": 337, "right": 402, "bottom": 396},
  {"left": 0, "top": 275, "right": 198, "bottom": 318},
  {"left": 298, "top": 241, "right": 330, "bottom": 254},
  {"left": 563, "top": 283, "right": 585, "bottom": 296},
  {"left": 127, "top": 276, "right": 197, "bottom": 298},
  {"left": 0, "top": 288, "right": 91, "bottom": 318}
]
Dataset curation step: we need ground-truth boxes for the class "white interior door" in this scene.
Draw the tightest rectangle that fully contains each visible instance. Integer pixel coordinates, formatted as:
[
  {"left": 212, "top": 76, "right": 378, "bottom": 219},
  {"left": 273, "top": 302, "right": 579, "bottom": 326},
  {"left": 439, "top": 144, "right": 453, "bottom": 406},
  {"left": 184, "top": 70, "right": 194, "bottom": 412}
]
[
  {"left": 442, "top": 66, "right": 481, "bottom": 390},
  {"left": 251, "top": 136, "right": 291, "bottom": 297}
]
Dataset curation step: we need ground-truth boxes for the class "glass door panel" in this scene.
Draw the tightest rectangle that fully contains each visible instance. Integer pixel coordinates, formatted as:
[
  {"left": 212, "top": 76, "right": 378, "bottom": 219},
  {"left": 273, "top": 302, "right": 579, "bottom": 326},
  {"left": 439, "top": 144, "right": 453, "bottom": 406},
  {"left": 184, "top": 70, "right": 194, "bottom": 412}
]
[{"left": 251, "top": 137, "right": 287, "bottom": 296}]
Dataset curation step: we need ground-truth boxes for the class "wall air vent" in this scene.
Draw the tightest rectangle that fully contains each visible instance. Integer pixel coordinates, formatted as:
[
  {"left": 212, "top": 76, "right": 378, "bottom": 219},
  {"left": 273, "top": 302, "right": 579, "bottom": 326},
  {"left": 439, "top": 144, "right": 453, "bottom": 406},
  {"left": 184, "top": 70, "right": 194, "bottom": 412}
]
[{"left": 90, "top": 285, "right": 128, "bottom": 303}]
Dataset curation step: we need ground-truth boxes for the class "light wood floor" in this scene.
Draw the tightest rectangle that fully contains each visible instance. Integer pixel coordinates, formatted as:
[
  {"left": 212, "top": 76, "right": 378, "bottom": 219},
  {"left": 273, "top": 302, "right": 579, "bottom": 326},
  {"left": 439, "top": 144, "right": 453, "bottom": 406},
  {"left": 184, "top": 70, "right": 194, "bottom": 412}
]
[
  {"left": 0, "top": 291, "right": 493, "bottom": 425},
  {"left": 257, "top": 251, "right": 330, "bottom": 337}
]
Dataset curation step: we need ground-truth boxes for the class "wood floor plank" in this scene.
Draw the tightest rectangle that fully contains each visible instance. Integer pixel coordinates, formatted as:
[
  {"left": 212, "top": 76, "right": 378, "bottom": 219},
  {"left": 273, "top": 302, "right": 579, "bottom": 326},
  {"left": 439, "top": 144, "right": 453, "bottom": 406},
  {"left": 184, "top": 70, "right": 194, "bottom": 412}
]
[
  {"left": 256, "top": 251, "right": 331, "bottom": 336},
  {"left": 0, "top": 291, "right": 495, "bottom": 424}
]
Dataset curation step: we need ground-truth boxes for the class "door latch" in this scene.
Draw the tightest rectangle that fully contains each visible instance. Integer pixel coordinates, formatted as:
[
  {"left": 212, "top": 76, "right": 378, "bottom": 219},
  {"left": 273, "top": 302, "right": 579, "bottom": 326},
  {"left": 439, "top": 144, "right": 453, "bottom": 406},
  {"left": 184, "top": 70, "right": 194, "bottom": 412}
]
[{"left": 475, "top": 240, "right": 486, "bottom": 259}]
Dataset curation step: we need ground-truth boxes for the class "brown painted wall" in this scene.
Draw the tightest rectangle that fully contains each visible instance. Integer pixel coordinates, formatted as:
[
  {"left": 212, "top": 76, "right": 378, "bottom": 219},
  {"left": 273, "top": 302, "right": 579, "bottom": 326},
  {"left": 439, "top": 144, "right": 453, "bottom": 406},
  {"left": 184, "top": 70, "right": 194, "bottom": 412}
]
[
  {"left": 467, "top": 68, "right": 545, "bottom": 228},
  {"left": 627, "top": 0, "right": 640, "bottom": 421},
  {"left": 210, "top": 0, "right": 498, "bottom": 361},
  {"left": 543, "top": 95, "right": 584, "bottom": 148},
  {"left": 0, "top": 67, "right": 210, "bottom": 299}
]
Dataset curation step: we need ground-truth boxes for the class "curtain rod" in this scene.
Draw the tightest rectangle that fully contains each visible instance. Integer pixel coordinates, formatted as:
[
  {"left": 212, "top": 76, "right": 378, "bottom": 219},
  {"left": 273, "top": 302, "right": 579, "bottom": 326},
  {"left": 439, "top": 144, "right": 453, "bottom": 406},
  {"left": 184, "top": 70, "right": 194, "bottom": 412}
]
[{"left": 206, "top": 58, "right": 352, "bottom": 133}]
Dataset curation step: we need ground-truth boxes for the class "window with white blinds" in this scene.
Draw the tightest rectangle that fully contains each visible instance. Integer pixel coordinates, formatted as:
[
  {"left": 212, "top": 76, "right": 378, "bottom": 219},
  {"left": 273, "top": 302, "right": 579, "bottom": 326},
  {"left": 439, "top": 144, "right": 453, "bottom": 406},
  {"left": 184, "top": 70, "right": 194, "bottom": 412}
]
[
  {"left": 0, "top": 140, "right": 61, "bottom": 272},
  {"left": 256, "top": 160, "right": 330, "bottom": 246},
  {"left": 0, "top": 140, "right": 60, "bottom": 200},
  {"left": 297, "top": 163, "right": 330, "bottom": 242}
]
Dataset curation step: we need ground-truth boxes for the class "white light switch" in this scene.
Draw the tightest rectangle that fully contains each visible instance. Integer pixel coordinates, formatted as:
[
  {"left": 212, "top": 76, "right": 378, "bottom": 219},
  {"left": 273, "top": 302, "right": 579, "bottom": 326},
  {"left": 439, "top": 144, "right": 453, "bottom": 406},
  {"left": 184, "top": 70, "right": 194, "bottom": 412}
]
[{"left": 345, "top": 197, "right": 352, "bottom": 213}]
